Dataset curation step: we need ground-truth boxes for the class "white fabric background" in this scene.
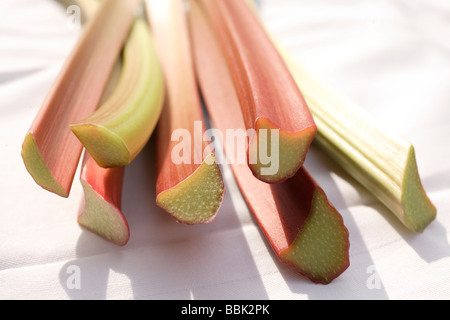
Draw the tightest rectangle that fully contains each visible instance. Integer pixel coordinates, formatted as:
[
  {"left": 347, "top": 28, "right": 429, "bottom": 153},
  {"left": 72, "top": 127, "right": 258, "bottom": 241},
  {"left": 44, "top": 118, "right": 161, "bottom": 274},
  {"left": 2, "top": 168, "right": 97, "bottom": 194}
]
[{"left": 0, "top": 0, "right": 449, "bottom": 300}]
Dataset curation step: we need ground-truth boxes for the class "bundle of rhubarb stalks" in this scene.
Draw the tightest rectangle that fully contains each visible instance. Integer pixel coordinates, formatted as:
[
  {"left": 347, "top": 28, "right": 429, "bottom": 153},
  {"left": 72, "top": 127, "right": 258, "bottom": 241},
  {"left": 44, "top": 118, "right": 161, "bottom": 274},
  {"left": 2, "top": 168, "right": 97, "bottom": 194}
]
[{"left": 21, "top": 0, "right": 437, "bottom": 285}]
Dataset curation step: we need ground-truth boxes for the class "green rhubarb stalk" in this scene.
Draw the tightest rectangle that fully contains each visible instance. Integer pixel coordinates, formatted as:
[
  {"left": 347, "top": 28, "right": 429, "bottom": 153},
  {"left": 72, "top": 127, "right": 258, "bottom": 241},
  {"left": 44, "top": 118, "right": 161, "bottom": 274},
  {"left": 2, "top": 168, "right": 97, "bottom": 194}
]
[
  {"left": 242, "top": 0, "right": 436, "bottom": 232},
  {"left": 71, "top": 18, "right": 165, "bottom": 168},
  {"left": 279, "top": 47, "right": 436, "bottom": 233}
]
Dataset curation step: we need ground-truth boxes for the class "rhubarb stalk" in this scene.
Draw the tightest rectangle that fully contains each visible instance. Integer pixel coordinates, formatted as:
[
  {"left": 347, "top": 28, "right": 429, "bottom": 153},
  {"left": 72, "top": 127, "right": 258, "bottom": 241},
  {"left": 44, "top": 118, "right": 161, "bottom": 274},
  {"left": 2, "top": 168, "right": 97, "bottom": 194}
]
[
  {"left": 197, "top": 0, "right": 317, "bottom": 184},
  {"left": 146, "top": 0, "right": 225, "bottom": 225},
  {"left": 188, "top": 0, "right": 349, "bottom": 283},
  {"left": 71, "top": 18, "right": 165, "bottom": 168},
  {"left": 281, "top": 52, "right": 437, "bottom": 232},
  {"left": 71, "top": 1, "right": 150, "bottom": 246},
  {"left": 79, "top": 152, "right": 129, "bottom": 246},
  {"left": 21, "top": 0, "right": 141, "bottom": 197},
  {"left": 38, "top": 0, "right": 131, "bottom": 246},
  {"left": 242, "top": 0, "right": 436, "bottom": 232}
]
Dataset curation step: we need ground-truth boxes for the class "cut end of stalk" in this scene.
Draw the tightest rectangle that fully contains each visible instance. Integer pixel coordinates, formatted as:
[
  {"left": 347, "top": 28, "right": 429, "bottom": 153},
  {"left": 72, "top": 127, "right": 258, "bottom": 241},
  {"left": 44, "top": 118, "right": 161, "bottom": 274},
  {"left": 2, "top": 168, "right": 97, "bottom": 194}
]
[
  {"left": 70, "top": 124, "right": 130, "bottom": 168},
  {"left": 79, "top": 179, "right": 130, "bottom": 246},
  {"left": 21, "top": 133, "right": 69, "bottom": 198},
  {"left": 279, "top": 189, "right": 350, "bottom": 284},
  {"left": 401, "top": 147, "right": 437, "bottom": 233},
  {"left": 249, "top": 117, "right": 317, "bottom": 183},
  {"left": 156, "top": 154, "right": 225, "bottom": 225}
]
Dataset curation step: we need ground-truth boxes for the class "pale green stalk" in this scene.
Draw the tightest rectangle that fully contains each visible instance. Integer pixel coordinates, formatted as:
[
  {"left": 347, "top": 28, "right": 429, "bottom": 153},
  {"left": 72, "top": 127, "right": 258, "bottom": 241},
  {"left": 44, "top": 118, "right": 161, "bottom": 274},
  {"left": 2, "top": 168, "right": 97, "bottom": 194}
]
[{"left": 281, "top": 50, "right": 436, "bottom": 233}]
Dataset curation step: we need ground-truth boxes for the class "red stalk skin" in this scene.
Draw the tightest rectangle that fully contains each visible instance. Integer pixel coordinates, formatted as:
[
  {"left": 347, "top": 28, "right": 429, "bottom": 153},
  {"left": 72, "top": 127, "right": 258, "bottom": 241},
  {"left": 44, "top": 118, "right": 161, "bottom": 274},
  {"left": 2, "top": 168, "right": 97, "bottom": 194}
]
[
  {"left": 81, "top": 153, "right": 124, "bottom": 210},
  {"left": 147, "top": 0, "right": 205, "bottom": 193},
  {"left": 146, "top": 0, "right": 224, "bottom": 224},
  {"left": 188, "top": 0, "right": 349, "bottom": 283},
  {"left": 22, "top": 0, "right": 141, "bottom": 197},
  {"left": 197, "top": 0, "right": 317, "bottom": 184},
  {"left": 79, "top": 152, "right": 129, "bottom": 246}
]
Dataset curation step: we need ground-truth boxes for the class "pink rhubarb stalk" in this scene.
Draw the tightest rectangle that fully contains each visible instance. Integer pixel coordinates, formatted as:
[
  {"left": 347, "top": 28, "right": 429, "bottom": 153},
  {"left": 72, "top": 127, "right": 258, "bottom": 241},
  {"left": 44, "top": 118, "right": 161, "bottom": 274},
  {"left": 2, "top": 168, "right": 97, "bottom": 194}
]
[
  {"left": 197, "top": 0, "right": 317, "bottom": 184},
  {"left": 188, "top": 0, "right": 349, "bottom": 283},
  {"left": 146, "top": 0, "right": 225, "bottom": 225},
  {"left": 78, "top": 152, "right": 129, "bottom": 246},
  {"left": 21, "top": 0, "right": 141, "bottom": 197}
]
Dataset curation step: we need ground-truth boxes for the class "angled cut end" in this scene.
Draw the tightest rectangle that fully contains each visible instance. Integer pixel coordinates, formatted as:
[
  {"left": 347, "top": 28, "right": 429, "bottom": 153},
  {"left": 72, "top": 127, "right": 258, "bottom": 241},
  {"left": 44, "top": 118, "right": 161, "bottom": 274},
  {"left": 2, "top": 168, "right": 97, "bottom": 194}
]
[
  {"left": 79, "top": 179, "right": 130, "bottom": 246},
  {"left": 21, "top": 133, "right": 69, "bottom": 198},
  {"left": 279, "top": 189, "right": 350, "bottom": 284},
  {"left": 401, "top": 147, "right": 437, "bottom": 233},
  {"left": 249, "top": 117, "right": 317, "bottom": 183},
  {"left": 156, "top": 154, "right": 225, "bottom": 225},
  {"left": 71, "top": 124, "right": 130, "bottom": 168}
]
